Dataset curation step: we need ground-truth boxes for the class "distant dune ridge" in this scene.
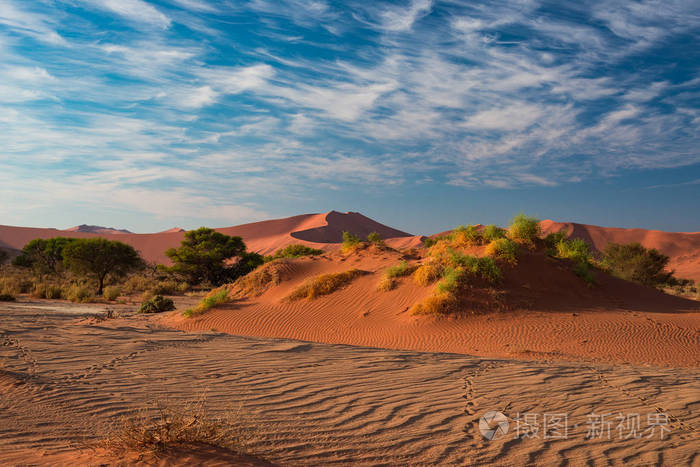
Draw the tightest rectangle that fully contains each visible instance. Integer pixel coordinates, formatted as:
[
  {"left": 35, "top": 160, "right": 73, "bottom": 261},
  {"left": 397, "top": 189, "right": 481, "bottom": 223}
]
[
  {"left": 0, "top": 212, "right": 698, "bottom": 280},
  {"left": 64, "top": 224, "right": 132, "bottom": 235},
  {"left": 541, "top": 220, "right": 700, "bottom": 282}
]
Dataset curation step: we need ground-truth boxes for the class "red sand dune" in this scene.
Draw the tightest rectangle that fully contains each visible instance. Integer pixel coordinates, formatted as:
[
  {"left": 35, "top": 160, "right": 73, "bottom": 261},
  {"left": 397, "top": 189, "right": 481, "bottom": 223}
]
[
  {"left": 541, "top": 220, "right": 700, "bottom": 281},
  {"left": 164, "top": 248, "right": 700, "bottom": 367},
  {"left": 0, "top": 211, "right": 418, "bottom": 265}
]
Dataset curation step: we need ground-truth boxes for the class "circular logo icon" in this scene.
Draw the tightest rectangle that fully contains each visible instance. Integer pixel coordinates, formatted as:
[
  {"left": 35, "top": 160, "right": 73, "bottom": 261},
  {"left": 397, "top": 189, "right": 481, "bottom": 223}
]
[{"left": 479, "top": 411, "right": 509, "bottom": 440}]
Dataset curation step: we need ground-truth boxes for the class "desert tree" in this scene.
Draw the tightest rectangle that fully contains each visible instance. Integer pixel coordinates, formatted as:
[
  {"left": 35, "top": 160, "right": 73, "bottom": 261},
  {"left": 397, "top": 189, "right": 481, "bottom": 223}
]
[
  {"left": 164, "top": 227, "right": 248, "bottom": 286},
  {"left": 13, "top": 237, "right": 78, "bottom": 274},
  {"left": 603, "top": 242, "right": 672, "bottom": 286},
  {"left": 63, "top": 238, "right": 144, "bottom": 295}
]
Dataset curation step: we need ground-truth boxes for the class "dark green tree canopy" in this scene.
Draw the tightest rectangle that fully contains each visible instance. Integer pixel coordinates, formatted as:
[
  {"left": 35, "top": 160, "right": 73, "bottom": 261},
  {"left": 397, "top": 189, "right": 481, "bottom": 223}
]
[
  {"left": 13, "top": 237, "right": 78, "bottom": 274},
  {"left": 603, "top": 242, "right": 672, "bottom": 286},
  {"left": 63, "top": 238, "right": 143, "bottom": 294},
  {"left": 164, "top": 227, "right": 247, "bottom": 286}
]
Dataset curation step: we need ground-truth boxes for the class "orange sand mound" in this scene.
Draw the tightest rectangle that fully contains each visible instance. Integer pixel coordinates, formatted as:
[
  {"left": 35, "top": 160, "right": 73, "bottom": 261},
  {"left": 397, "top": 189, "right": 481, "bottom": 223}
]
[
  {"left": 163, "top": 249, "right": 700, "bottom": 367},
  {"left": 542, "top": 220, "right": 700, "bottom": 282}
]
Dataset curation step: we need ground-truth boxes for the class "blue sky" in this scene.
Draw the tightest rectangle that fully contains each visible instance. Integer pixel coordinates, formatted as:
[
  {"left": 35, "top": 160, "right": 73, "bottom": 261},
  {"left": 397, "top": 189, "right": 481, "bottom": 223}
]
[{"left": 0, "top": 0, "right": 699, "bottom": 234}]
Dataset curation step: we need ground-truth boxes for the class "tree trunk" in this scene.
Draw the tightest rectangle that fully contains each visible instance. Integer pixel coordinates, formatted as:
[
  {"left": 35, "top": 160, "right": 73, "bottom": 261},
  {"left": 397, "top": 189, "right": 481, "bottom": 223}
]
[{"left": 98, "top": 274, "right": 105, "bottom": 296}]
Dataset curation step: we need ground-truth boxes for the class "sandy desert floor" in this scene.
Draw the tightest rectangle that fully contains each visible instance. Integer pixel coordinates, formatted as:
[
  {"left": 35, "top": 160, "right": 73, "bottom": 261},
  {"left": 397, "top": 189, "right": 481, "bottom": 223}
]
[{"left": 1, "top": 300, "right": 698, "bottom": 466}]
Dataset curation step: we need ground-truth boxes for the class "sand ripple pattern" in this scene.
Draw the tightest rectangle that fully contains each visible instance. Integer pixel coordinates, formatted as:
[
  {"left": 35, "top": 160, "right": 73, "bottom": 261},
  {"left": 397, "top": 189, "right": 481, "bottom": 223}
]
[{"left": 1, "top": 303, "right": 698, "bottom": 466}]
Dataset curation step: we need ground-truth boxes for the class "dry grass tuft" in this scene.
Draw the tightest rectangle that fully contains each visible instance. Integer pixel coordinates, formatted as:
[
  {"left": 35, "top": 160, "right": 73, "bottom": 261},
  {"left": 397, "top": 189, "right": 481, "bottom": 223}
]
[
  {"left": 99, "top": 398, "right": 241, "bottom": 455},
  {"left": 412, "top": 263, "right": 443, "bottom": 286},
  {"left": 376, "top": 275, "right": 396, "bottom": 292},
  {"left": 377, "top": 261, "right": 418, "bottom": 291},
  {"left": 184, "top": 260, "right": 298, "bottom": 318},
  {"left": 235, "top": 259, "right": 295, "bottom": 297},
  {"left": 410, "top": 291, "right": 459, "bottom": 315},
  {"left": 288, "top": 269, "right": 369, "bottom": 300}
]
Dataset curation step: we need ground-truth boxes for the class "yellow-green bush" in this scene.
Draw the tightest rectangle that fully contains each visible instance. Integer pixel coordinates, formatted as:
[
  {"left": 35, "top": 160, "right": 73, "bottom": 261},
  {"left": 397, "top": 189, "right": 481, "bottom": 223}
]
[
  {"left": 66, "top": 284, "right": 94, "bottom": 303},
  {"left": 451, "top": 225, "right": 483, "bottom": 246},
  {"left": 507, "top": 213, "right": 541, "bottom": 245},
  {"left": 482, "top": 224, "right": 506, "bottom": 242},
  {"left": 103, "top": 285, "right": 122, "bottom": 301},
  {"left": 485, "top": 238, "right": 519, "bottom": 264},
  {"left": 378, "top": 260, "right": 418, "bottom": 291},
  {"left": 32, "top": 282, "right": 63, "bottom": 299},
  {"left": 183, "top": 288, "right": 231, "bottom": 317}
]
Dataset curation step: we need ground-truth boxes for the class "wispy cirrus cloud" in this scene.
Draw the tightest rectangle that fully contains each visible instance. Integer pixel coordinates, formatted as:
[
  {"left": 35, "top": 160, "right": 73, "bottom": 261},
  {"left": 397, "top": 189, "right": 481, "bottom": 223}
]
[{"left": 0, "top": 0, "right": 699, "bottom": 230}]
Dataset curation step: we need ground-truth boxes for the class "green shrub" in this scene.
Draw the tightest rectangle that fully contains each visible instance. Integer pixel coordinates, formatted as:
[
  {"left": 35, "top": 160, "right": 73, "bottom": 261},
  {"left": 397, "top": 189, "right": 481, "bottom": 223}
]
[
  {"left": 268, "top": 244, "right": 323, "bottom": 260},
  {"left": 66, "top": 284, "right": 94, "bottom": 303},
  {"left": 485, "top": 238, "right": 519, "bottom": 264},
  {"left": 0, "top": 293, "right": 15, "bottom": 301},
  {"left": 341, "top": 231, "right": 363, "bottom": 253},
  {"left": 423, "top": 236, "right": 449, "bottom": 248},
  {"left": 482, "top": 224, "right": 506, "bottom": 242},
  {"left": 556, "top": 238, "right": 591, "bottom": 264},
  {"left": 378, "top": 261, "right": 417, "bottom": 291},
  {"left": 139, "top": 295, "right": 176, "bottom": 314},
  {"left": 602, "top": 242, "right": 672, "bottom": 286},
  {"left": 103, "top": 286, "right": 121, "bottom": 301},
  {"left": 385, "top": 260, "right": 416, "bottom": 279},
  {"left": 446, "top": 253, "right": 501, "bottom": 283},
  {"left": 366, "top": 232, "right": 385, "bottom": 247},
  {"left": 507, "top": 213, "right": 541, "bottom": 245},
  {"left": 288, "top": 269, "right": 368, "bottom": 300},
  {"left": 544, "top": 230, "right": 568, "bottom": 248},
  {"left": 437, "top": 267, "right": 467, "bottom": 294},
  {"left": 574, "top": 262, "right": 596, "bottom": 285},
  {"left": 183, "top": 288, "right": 229, "bottom": 317}
]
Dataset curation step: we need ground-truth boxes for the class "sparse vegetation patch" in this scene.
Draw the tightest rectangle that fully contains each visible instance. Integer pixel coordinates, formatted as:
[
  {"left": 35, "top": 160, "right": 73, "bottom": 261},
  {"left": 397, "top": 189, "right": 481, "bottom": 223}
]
[
  {"left": 507, "top": 213, "right": 541, "bottom": 246},
  {"left": 139, "top": 295, "right": 175, "bottom": 314},
  {"left": 288, "top": 269, "right": 369, "bottom": 300},
  {"left": 485, "top": 238, "right": 519, "bottom": 264}
]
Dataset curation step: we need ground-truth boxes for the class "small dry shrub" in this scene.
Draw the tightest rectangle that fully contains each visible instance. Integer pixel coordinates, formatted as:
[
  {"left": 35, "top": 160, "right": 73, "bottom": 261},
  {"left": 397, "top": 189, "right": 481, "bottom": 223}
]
[
  {"left": 288, "top": 269, "right": 368, "bottom": 300},
  {"left": 410, "top": 292, "right": 459, "bottom": 315},
  {"left": 0, "top": 293, "right": 15, "bottom": 301},
  {"left": 412, "top": 263, "right": 443, "bottom": 286},
  {"left": 100, "top": 398, "right": 240, "bottom": 455},
  {"left": 103, "top": 286, "right": 121, "bottom": 301},
  {"left": 31, "top": 282, "right": 64, "bottom": 299},
  {"left": 139, "top": 295, "right": 175, "bottom": 314},
  {"left": 235, "top": 259, "right": 295, "bottom": 297},
  {"left": 377, "top": 275, "right": 396, "bottom": 292},
  {"left": 66, "top": 284, "right": 94, "bottom": 303}
]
